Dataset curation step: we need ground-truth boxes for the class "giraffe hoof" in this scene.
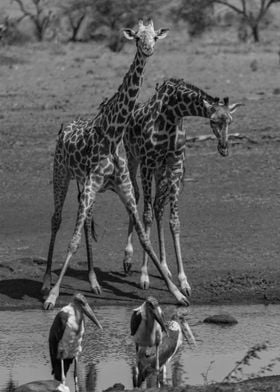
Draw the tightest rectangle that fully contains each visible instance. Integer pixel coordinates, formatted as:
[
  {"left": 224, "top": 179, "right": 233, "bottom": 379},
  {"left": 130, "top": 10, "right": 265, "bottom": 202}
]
[
  {"left": 181, "top": 285, "right": 191, "bottom": 298},
  {"left": 43, "top": 293, "right": 57, "bottom": 310},
  {"left": 140, "top": 279, "right": 150, "bottom": 290},
  {"left": 92, "top": 285, "right": 102, "bottom": 295},
  {"left": 123, "top": 261, "right": 133, "bottom": 275},
  {"left": 179, "top": 294, "right": 190, "bottom": 307}
]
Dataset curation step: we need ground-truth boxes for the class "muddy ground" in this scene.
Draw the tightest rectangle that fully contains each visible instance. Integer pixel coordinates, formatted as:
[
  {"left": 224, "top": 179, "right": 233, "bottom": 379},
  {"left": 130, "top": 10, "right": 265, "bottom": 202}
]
[{"left": 1, "top": 29, "right": 280, "bottom": 310}]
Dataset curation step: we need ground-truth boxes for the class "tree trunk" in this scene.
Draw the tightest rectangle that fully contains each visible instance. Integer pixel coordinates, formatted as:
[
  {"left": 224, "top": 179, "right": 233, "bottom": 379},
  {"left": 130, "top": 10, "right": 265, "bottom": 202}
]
[{"left": 251, "top": 23, "right": 260, "bottom": 42}]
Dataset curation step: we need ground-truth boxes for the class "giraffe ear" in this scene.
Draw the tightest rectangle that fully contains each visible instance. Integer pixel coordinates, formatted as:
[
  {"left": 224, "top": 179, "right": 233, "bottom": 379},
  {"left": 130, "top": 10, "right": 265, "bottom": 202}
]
[
  {"left": 155, "top": 28, "right": 169, "bottom": 40},
  {"left": 123, "top": 28, "right": 136, "bottom": 40},
  {"left": 229, "top": 103, "right": 244, "bottom": 113}
]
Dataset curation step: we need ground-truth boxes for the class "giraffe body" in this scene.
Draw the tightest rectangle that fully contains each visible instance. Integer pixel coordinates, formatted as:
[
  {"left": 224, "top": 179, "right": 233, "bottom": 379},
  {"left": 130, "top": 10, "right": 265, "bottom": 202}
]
[
  {"left": 123, "top": 78, "right": 242, "bottom": 293},
  {"left": 42, "top": 21, "right": 190, "bottom": 310}
]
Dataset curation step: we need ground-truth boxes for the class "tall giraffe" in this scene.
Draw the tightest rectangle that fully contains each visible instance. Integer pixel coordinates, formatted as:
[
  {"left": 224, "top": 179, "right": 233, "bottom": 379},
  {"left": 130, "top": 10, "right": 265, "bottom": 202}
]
[
  {"left": 123, "top": 78, "right": 242, "bottom": 294},
  {"left": 42, "top": 21, "right": 190, "bottom": 310}
]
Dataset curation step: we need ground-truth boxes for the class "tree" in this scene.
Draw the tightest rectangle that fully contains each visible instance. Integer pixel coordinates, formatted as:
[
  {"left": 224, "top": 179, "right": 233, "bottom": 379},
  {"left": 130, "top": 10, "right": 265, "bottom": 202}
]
[
  {"left": 92, "top": 0, "right": 158, "bottom": 51},
  {"left": 13, "top": 0, "right": 53, "bottom": 41},
  {"left": 58, "top": 0, "right": 93, "bottom": 42},
  {"left": 211, "top": 0, "right": 280, "bottom": 42},
  {"left": 170, "top": 0, "right": 214, "bottom": 37}
]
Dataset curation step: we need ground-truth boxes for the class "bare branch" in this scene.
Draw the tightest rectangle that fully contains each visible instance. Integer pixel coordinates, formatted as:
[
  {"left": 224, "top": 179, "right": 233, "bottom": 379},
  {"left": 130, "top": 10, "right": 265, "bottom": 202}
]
[
  {"left": 213, "top": 0, "right": 245, "bottom": 15},
  {"left": 13, "top": 0, "right": 34, "bottom": 19}
]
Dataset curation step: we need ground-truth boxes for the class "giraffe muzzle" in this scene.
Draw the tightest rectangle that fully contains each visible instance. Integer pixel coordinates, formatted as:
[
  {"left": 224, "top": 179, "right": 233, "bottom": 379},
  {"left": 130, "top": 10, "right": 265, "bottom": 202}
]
[{"left": 217, "top": 141, "right": 229, "bottom": 157}]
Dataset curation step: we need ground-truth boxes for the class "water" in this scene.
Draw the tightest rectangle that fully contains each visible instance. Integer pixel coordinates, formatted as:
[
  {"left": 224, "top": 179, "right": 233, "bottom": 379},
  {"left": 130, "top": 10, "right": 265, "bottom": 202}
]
[{"left": 0, "top": 304, "right": 280, "bottom": 391}]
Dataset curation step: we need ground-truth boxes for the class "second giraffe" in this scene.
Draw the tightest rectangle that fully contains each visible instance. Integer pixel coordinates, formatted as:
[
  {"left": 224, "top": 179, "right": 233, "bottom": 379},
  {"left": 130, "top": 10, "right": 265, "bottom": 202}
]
[{"left": 123, "top": 78, "right": 242, "bottom": 295}]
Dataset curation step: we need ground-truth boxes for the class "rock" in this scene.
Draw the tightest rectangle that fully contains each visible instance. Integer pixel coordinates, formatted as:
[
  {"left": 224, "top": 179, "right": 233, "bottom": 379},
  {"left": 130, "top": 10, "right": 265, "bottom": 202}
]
[
  {"left": 273, "top": 87, "right": 280, "bottom": 95},
  {"left": 203, "top": 313, "right": 238, "bottom": 325},
  {"left": 103, "top": 383, "right": 125, "bottom": 392},
  {"left": 15, "top": 380, "right": 68, "bottom": 392}
]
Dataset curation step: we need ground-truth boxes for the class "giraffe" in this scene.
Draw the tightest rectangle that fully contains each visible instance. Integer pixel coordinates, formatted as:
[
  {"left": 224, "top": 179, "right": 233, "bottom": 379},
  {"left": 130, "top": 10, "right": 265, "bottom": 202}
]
[
  {"left": 123, "top": 78, "right": 243, "bottom": 295},
  {"left": 42, "top": 20, "right": 190, "bottom": 310}
]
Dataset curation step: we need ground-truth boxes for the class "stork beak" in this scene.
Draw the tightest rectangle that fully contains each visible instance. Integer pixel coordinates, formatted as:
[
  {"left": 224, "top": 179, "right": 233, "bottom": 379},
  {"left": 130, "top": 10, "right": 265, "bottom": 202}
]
[
  {"left": 82, "top": 303, "right": 103, "bottom": 329},
  {"left": 181, "top": 321, "right": 196, "bottom": 346},
  {"left": 153, "top": 307, "right": 168, "bottom": 335}
]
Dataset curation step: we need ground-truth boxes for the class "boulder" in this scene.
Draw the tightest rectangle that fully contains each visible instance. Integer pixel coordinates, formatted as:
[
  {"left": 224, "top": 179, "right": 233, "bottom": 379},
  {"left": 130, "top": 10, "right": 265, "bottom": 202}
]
[
  {"left": 15, "top": 380, "right": 69, "bottom": 392},
  {"left": 203, "top": 313, "right": 238, "bottom": 325}
]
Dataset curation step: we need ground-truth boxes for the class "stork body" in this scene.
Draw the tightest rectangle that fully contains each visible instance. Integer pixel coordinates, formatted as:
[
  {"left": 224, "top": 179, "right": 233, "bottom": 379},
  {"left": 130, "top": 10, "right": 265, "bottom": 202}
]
[
  {"left": 130, "top": 297, "right": 168, "bottom": 387},
  {"left": 135, "top": 313, "right": 196, "bottom": 387},
  {"left": 49, "top": 293, "right": 102, "bottom": 392}
]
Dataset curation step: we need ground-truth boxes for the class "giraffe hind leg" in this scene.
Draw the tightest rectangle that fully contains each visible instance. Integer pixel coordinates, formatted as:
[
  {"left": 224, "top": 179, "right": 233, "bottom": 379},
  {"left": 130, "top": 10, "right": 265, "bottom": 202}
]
[
  {"left": 84, "top": 205, "right": 101, "bottom": 294},
  {"left": 42, "top": 165, "right": 70, "bottom": 296}
]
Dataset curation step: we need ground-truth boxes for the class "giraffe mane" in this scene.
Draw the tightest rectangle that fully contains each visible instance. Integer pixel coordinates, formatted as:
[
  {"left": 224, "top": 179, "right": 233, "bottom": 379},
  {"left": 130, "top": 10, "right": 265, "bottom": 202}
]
[{"left": 156, "top": 78, "right": 219, "bottom": 104}]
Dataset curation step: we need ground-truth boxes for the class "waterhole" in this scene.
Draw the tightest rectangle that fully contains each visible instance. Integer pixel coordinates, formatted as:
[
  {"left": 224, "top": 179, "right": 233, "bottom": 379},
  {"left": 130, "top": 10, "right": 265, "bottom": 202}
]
[{"left": 0, "top": 304, "right": 279, "bottom": 391}]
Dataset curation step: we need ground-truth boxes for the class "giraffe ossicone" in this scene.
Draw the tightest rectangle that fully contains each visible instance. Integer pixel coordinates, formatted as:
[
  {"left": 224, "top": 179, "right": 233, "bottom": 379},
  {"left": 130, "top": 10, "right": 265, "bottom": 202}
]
[{"left": 42, "top": 21, "right": 190, "bottom": 310}]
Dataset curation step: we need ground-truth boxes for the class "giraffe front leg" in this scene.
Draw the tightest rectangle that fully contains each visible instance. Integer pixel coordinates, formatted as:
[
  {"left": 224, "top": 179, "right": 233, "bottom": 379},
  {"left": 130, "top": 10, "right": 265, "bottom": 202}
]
[
  {"left": 123, "top": 157, "right": 140, "bottom": 275},
  {"left": 42, "top": 168, "right": 70, "bottom": 297},
  {"left": 44, "top": 175, "right": 102, "bottom": 310},
  {"left": 169, "top": 182, "right": 191, "bottom": 297},
  {"left": 123, "top": 216, "right": 134, "bottom": 275},
  {"left": 154, "top": 175, "right": 172, "bottom": 279}
]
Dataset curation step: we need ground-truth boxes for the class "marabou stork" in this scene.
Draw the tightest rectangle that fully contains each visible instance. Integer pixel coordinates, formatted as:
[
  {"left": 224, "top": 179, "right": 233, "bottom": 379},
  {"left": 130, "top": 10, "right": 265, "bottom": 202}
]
[
  {"left": 134, "top": 311, "right": 196, "bottom": 387},
  {"left": 130, "top": 296, "right": 168, "bottom": 387},
  {"left": 48, "top": 293, "right": 102, "bottom": 392}
]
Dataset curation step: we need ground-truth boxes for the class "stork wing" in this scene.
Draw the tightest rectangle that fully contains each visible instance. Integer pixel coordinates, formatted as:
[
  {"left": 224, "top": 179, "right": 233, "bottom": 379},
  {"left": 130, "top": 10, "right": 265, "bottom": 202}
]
[
  {"left": 130, "top": 309, "right": 142, "bottom": 336},
  {"left": 48, "top": 310, "right": 68, "bottom": 367}
]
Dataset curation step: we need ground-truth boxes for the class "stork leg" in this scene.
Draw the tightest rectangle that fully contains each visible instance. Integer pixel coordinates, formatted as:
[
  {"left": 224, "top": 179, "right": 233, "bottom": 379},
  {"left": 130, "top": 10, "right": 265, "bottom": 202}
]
[
  {"left": 74, "top": 358, "right": 79, "bottom": 392},
  {"left": 162, "top": 365, "right": 167, "bottom": 384},
  {"left": 61, "top": 359, "right": 66, "bottom": 385},
  {"left": 155, "top": 343, "right": 160, "bottom": 388}
]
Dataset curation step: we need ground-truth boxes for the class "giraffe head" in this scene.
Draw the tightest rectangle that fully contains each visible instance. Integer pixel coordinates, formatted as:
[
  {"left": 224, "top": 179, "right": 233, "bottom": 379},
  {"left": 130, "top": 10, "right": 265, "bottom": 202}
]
[
  {"left": 204, "top": 97, "right": 243, "bottom": 157},
  {"left": 123, "top": 19, "right": 169, "bottom": 57}
]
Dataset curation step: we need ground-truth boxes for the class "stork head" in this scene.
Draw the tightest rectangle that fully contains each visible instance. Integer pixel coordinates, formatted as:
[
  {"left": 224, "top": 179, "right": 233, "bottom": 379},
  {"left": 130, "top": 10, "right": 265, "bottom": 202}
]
[
  {"left": 204, "top": 97, "right": 243, "bottom": 157},
  {"left": 73, "top": 293, "right": 103, "bottom": 329},
  {"left": 145, "top": 296, "right": 168, "bottom": 334},
  {"left": 123, "top": 19, "right": 169, "bottom": 57}
]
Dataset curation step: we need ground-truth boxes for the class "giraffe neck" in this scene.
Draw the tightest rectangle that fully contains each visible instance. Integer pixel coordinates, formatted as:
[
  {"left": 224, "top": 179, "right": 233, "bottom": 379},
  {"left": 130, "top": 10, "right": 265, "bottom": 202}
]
[
  {"left": 169, "top": 90, "right": 211, "bottom": 120},
  {"left": 96, "top": 49, "right": 147, "bottom": 142}
]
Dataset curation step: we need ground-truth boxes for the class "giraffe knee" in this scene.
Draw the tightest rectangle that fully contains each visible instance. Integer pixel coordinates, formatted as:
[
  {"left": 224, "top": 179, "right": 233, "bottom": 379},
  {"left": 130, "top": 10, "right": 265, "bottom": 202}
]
[{"left": 169, "top": 218, "right": 180, "bottom": 234}]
